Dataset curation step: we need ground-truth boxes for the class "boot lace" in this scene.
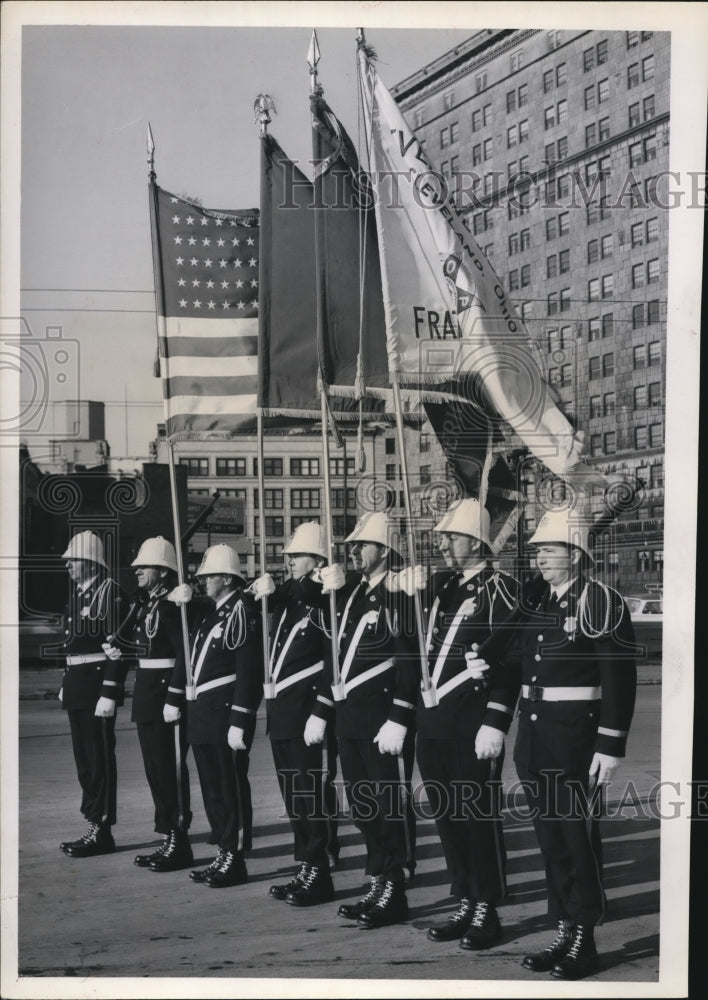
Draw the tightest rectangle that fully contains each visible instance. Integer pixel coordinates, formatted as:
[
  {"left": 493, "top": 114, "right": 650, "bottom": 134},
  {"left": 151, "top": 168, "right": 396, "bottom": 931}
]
[
  {"left": 362, "top": 875, "right": 384, "bottom": 905},
  {"left": 79, "top": 823, "right": 101, "bottom": 844},
  {"left": 216, "top": 850, "right": 235, "bottom": 872},
  {"left": 546, "top": 920, "right": 574, "bottom": 954},
  {"left": 470, "top": 900, "right": 490, "bottom": 928},
  {"left": 374, "top": 880, "right": 395, "bottom": 909},
  {"left": 161, "top": 831, "right": 177, "bottom": 858},
  {"left": 300, "top": 866, "right": 320, "bottom": 890},
  {"left": 453, "top": 898, "right": 473, "bottom": 924},
  {"left": 566, "top": 925, "right": 585, "bottom": 959}
]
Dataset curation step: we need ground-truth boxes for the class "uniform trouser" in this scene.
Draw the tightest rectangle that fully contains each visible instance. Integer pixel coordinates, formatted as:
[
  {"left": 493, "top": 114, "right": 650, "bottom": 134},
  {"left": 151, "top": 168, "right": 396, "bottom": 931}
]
[
  {"left": 136, "top": 718, "right": 192, "bottom": 834},
  {"left": 270, "top": 736, "right": 335, "bottom": 869},
  {"left": 515, "top": 763, "right": 606, "bottom": 927},
  {"left": 192, "top": 733, "right": 254, "bottom": 854},
  {"left": 67, "top": 708, "right": 117, "bottom": 827},
  {"left": 416, "top": 736, "right": 507, "bottom": 902},
  {"left": 323, "top": 729, "right": 341, "bottom": 862},
  {"left": 338, "top": 733, "right": 415, "bottom": 882}
]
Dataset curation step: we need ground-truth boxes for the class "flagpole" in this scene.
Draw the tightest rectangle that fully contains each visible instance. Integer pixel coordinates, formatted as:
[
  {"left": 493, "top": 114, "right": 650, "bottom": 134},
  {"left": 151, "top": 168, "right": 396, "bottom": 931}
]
[
  {"left": 146, "top": 126, "right": 194, "bottom": 810},
  {"left": 255, "top": 97, "right": 274, "bottom": 700},
  {"left": 309, "top": 31, "right": 344, "bottom": 701},
  {"left": 356, "top": 31, "right": 436, "bottom": 707}
]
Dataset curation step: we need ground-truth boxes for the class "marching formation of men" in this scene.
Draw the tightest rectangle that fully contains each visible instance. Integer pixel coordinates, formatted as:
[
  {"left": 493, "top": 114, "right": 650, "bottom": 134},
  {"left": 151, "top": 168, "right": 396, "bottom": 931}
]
[{"left": 57, "top": 498, "right": 637, "bottom": 981}]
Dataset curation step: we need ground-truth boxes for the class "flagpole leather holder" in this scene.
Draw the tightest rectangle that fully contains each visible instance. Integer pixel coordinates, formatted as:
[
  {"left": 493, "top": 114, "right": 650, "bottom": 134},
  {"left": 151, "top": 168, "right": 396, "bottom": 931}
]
[
  {"left": 185, "top": 684, "right": 196, "bottom": 702},
  {"left": 330, "top": 681, "right": 345, "bottom": 702},
  {"left": 263, "top": 681, "right": 276, "bottom": 700},
  {"left": 421, "top": 684, "right": 438, "bottom": 709}
]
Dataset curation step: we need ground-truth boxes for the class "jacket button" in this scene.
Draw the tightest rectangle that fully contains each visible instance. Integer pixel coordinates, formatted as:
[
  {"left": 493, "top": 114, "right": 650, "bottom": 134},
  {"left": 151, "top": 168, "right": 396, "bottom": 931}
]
[
  {"left": 534, "top": 654, "right": 541, "bottom": 661},
  {"left": 537, "top": 634, "right": 544, "bottom": 642},
  {"left": 531, "top": 675, "right": 537, "bottom": 682},
  {"left": 530, "top": 713, "right": 537, "bottom": 721},
  {"left": 64, "top": 630, "right": 70, "bottom": 635}
]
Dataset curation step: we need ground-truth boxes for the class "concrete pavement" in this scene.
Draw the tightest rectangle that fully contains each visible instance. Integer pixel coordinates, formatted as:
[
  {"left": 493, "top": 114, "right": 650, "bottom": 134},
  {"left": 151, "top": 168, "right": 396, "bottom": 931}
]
[{"left": 11, "top": 676, "right": 662, "bottom": 989}]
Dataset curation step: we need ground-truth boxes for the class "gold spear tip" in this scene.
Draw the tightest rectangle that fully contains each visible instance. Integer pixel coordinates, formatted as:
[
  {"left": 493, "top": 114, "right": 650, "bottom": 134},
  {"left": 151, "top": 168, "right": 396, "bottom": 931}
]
[{"left": 307, "top": 28, "right": 321, "bottom": 70}]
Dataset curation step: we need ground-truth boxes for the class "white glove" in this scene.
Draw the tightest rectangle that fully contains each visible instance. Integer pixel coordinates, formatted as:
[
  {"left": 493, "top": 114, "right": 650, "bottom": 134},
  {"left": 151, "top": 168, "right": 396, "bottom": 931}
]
[
  {"left": 374, "top": 719, "right": 408, "bottom": 756},
  {"left": 475, "top": 724, "right": 504, "bottom": 760},
  {"left": 102, "top": 642, "right": 122, "bottom": 661},
  {"left": 167, "top": 584, "right": 193, "bottom": 605},
  {"left": 94, "top": 696, "right": 116, "bottom": 719},
  {"left": 320, "top": 563, "right": 346, "bottom": 594},
  {"left": 228, "top": 725, "right": 246, "bottom": 751},
  {"left": 589, "top": 752, "right": 619, "bottom": 784},
  {"left": 304, "top": 715, "right": 327, "bottom": 746},
  {"left": 251, "top": 573, "right": 276, "bottom": 600},
  {"left": 163, "top": 703, "right": 181, "bottom": 723},
  {"left": 58, "top": 687, "right": 63, "bottom": 703},
  {"left": 465, "top": 644, "right": 490, "bottom": 679},
  {"left": 389, "top": 565, "right": 427, "bottom": 596}
]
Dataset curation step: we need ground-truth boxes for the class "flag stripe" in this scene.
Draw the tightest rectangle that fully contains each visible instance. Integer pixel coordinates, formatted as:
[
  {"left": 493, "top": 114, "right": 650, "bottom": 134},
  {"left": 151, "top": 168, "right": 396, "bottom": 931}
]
[
  {"left": 165, "top": 394, "right": 257, "bottom": 416},
  {"left": 162, "top": 317, "right": 258, "bottom": 339},
  {"left": 164, "top": 375, "right": 257, "bottom": 398},
  {"left": 159, "top": 337, "right": 259, "bottom": 361}
]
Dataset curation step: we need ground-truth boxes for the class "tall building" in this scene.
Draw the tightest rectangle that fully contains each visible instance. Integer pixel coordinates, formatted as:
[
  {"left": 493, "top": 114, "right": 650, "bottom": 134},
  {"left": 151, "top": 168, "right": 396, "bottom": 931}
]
[{"left": 392, "top": 27, "right": 668, "bottom": 592}]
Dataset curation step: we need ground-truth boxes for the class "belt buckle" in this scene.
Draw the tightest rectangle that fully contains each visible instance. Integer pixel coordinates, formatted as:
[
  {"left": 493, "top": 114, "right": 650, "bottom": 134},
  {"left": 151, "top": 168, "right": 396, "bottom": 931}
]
[{"left": 528, "top": 684, "right": 544, "bottom": 702}]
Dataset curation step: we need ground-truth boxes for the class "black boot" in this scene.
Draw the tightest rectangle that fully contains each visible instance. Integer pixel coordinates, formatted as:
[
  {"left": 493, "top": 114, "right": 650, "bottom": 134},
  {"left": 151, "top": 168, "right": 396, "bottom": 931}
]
[
  {"left": 357, "top": 879, "right": 408, "bottom": 929},
  {"left": 149, "top": 830, "right": 194, "bottom": 872},
  {"left": 204, "top": 850, "right": 248, "bottom": 888},
  {"left": 270, "top": 862, "right": 310, "bottom": 900},
  {"left": 61, "top": 823, "right": 115, "bottom": 858},
  {"left": 550, "top": 924, "right": 599, "bottom": 980},
  {"left": 428, "top": 898, "right": 475, "bottom": 942},
  {"left": 459, "top": 900, "right": 502, "bottom": 950},
  {"left": 285, "top": 865, "right": 335, "bottom": 907},
  {"left": 521, "top": 919, "right": 575, "bottom": 972},
  {"left": 134, "top": 835, "right": 170, "bottom": 868},
  {"left": 338, "top": 875, "right": 385, "bottom": 920},
  {"left": 189, "top": 850, "right": 224, "bottom": 883}
]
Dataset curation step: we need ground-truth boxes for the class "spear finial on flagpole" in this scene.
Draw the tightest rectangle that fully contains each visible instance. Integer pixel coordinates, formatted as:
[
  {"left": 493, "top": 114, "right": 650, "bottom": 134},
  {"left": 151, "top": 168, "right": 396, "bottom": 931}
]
[
  {"left": 147, "top": 122, "right": 155, "bottom": 176},
  {"left": 253, "top": 94, "right": 275, "bottom": 138},
  {"left": 307, "top": 28, "right": 322, "bottom": 96}
]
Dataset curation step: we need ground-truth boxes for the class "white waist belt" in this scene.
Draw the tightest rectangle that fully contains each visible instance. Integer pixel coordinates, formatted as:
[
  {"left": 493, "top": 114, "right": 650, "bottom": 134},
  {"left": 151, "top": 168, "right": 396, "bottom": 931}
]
[
  {"left": 275, "top": 661, "right": 323, "bottom": 696},
  {"left": 342, "top": 657, "right": 394, "bottom": 696},
  {"left": 138, "top": 658, "right": 175, "bottom": 670},
  {"left": 66, "top": 654, "right": 106, "bottom": 666},
  {"left": 195, "top": 674, "right": 236, "bottom": 697},
  {"left": 522, "top": 684, "right": 601, "bottom": 702},
  {"left": 435, "top": 667, "right": 486, "bottom": 701}
]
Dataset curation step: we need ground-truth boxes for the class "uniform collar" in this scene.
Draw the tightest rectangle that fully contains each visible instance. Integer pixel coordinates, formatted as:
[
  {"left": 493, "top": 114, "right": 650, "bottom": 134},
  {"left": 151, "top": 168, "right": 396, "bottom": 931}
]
[
  {"left": 550, "top": 576, "right": 578, "bottom": 601},
  {"left": 459, "top": 560, "right": 488, "bottom": 584},
  {"left": 77, "top": 574, "right": 99, "bottom": 595},
  {"left": 215, "top": 589, "right": 236, "bottom": 609},
  {"left": 363, "top": 568, "right": 388, "bottom": 592}
]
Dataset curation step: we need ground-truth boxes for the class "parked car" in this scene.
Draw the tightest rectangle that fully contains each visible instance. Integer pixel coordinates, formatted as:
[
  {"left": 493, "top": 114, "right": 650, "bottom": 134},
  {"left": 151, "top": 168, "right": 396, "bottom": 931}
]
[
  {"left": 624, "top": 594, "right": 662, "bottom": 663},
  {"left": 18, "top": 616, "right": 64, "bottom": 667}
]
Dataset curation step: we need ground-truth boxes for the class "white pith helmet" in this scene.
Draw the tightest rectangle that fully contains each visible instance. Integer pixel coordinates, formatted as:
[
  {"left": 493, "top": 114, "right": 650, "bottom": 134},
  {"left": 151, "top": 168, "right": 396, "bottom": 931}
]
[
  {"left": 131, "top": 536, "right": 178, "bottom": 573},
  {"left": 196, "top": 543, "right": 244, "bottom": 579},
  {"left": 434, "top": 498, "right": 491, "bottom": 547},
  {"left": 62, "top": 530, "right": 108, "bottom": 568},
  {"left": 282, "top": 522, "right": 327, "bottom": 560},
  {"left": 344, "top": 511, "right": 399, "bottom": 553},
  {"left": 528, "top": 508, "right": 593, "bottom": 560}
]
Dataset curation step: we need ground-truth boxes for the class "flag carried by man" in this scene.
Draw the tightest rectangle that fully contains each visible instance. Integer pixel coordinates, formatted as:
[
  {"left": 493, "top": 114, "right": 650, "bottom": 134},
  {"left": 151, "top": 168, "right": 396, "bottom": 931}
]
[
  {"left": 356, "top": 43, "right": 585, "bottom": 480},
  {"left": 149, "top": 180, "right": 259, "bottom": 439}
]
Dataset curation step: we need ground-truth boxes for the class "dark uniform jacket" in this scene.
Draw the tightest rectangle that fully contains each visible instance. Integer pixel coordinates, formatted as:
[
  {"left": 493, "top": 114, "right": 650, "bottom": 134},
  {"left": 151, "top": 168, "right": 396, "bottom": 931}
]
[
  {"left": 165, "top": 588, "right": 263, "bottom": 745},
  {"left": 417, "top": 566, "right": 520, "bottom": 740},
  {"left": 59, "top": 575, "right": 128, "bottom": 711},
  {"left": 258, "top": 576, "right": 332, "bottom": 741},
  {"left": 312, "top": 570, "right": 419, "bottom": 740},
  {"left": 513, "top": 574, "right": 637, "bottom": 774},
  {"left": 110, "top": 586, "right": 186, "bottom": 724}
]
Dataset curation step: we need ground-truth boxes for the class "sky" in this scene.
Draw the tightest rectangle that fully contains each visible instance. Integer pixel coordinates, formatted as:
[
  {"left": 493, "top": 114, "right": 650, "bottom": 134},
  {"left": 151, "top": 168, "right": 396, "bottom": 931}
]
[{"left": 19, "top": 17, "right": 475, "bottom": 457}]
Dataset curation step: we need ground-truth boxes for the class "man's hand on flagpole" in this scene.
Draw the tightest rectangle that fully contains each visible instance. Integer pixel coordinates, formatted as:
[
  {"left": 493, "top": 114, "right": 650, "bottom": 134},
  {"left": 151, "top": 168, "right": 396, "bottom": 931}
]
[
  {"left": 167, "top": 584, "right": 193, "bottom": 605},
  {"left": 320, "top": 564, "right": 346, "bottom": 594},
  {"left": 250, "top": 574, "right": 276, "bottom": 601}
]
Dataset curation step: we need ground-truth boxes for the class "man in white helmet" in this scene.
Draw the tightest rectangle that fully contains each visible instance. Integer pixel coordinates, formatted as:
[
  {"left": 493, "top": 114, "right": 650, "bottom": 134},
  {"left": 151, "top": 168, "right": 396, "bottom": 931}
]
[
  {"left": 57, "top": 530, "right": 128, "bottom": 858},
  {"left": 513, "top": 507, "right": 636, "bottom": 981},
  {"left": 309, "top": 511, "right": 419, "bottom": 930},
  {"left": 249, "top": 521, "right": 338, "bottom": 907},
  {"left": 102, "top": 536, "right": 193, "bottom": 873},
  {"left": 163, "top": 543, "right": 263, "bottom": 888},
  {"left": 413, "top": 498, "right": 519, "bottom": 950}
]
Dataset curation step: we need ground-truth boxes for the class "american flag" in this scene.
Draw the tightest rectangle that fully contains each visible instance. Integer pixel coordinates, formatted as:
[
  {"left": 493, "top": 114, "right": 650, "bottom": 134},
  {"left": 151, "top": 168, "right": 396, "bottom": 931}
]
[{"left": 150, "top": 184, "right": 259, "bottom": 438}]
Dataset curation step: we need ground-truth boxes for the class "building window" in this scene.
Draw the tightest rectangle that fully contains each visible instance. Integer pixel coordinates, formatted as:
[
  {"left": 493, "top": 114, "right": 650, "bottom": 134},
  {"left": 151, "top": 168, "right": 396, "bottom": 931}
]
[
  {"left": 561, "top": 363, "right": 573, "bottom": 385},
  {"left": 547, "top": 292, "right": 559, "bottom": 316},
  {"left": 598, "top": 117, "right": 610, "bottom": 142},
  {"left": 556, "top": 63, "right": 567, "bottom": 86},
  {"left": 597, "top": 39, "right": 608, "bottom": 64},
  {"left": 253, "top": 457, "right": 284, "bottom": 476},
  {"left": 590, "top": 395, "right": 602, "bottom": 418},
  {"left": 644, "top": 94, "right": 656, "bottom": 120},
  {"left": 385, "top": 463, "right": 396, "bottom": 480},
  {"left": 601, "top": 274, "right": 614, "bottom": 299},
  {"left": 649, "top": 423, "right": 663, "bottom": 447},
  {"left": 509, "top": 233, "right": 520, "bottom": 255},
  {"left": 598, "top": 79, "right": 609, "bottom": 103},
  {"left": 643, "top": 55, "right": 655, "bottom": 80},
  {"left": 584, "top": 85, "right": 596, "bottom": 110},
  {"left": 290, "top": 458, "right": 320, "bottom": 476},
  {"left": 629, "top": 102, "right": 640, "bottom": 127},
  {"left": 520, "top": 228, "right": 530, "bottom": 250},
  {"left": 557, "top": 136, "right": 568, "bottom": 159},
  {"left": 583, "top": 47, "right": 595, "bottom": 72},
  {"left": 634, "top": 385, "right": 648, "bottom": 409},
  {"left": 631, "top": 221, "right": 643, "bottom": 247},
  {"left": 629, "top": 142, "right": 643, "bottom": 167},
  {"left": 329, "top": 457, "right": 355, "bottom": 476},
  {"left": 646, "top": 217, "right": 659, "bottom": 243},
  {"left": 585, "top": 123, "right": 596, "bottom": 148},
  {"left": 648, "top": 299, "right": 661, "bottom": 325},
  {"left": 290, "top": 488, "right": 321, "bottom": 509},
  {"left": 602, "top": 352, "right": 615, "bottom": 376},
  {"left": 600, "top": 234, "right": 613, "bottom": 258},
  {"left": 590, "top": 433, "right": 603, "bottom": 456},
  {"left": 589, "top": 356, "right": 601, "bottom": 380},
  {"left": 648, "top": 341, "right": 661, "bottom": 366},
  {"left": 332, "top": 488, "right": 356, "bottom": 509},
  {"left": 544, "top": 105, "right": 555, "bottom": 130},
  {"left": 547, "top": 255, "right": 558, "bottom": 278},
  {"left": 253, "top": 488, "right": 284, "bottom": 509},
  {"left": 519, "top": 119, "right": 529, "bottom": 143},
  {"left": 628, "top": 62, "right": 640, "bottom": 88},
  {"left": 632, "top": 262, "right": 645, "bottom": 288},
  {"left": 548, "top": 29, "right": 562, "bottom": 50},
  {"left": 650, "top": 462, "right": 664, "bottom": 488},
  {"left": 633, "top": 304, "right": 645, "bottom": 329},
  {"left": 420, "top": 465, "right": 432, "bottom": 485},
  {"left": 604, "top": 391, "right": 616, "bottom": 415},
  {"left": 510, "top": 50, "right": 524, "bottom": 72},
  {"left": 627, "top": 31, "right": 640, "bottom": 48},
  {"left": 634, "top": 344, "right": 647, "bottom": 369},
  {"left": 443, "top": 90, "right": 455, "bottom": 110},
  {"left": 588, "top": 278, "right": 599, "bottom": 302},
  {"left": 587, "top": 239, "right": 599, "bottom": 264},
  {"left": 543, "top": 68, "right": 554, "bottom": 93},
  {"left": 560, "top": 287, "right": 571, "bottom": 312},
  {"left": 589, "top": 317, "right": 601, "bottom": 341},
  {"left": 179, "top": 457, "right": 209, "bottom": 476},
  {"left": 509, "top": 269, "right": 520, "bottom": 290},
  {"left": 604, "top": 432, "right": 616, "bottom": 454},
  {"left": 214, "top": 457, "right": 246, "bottom": 476},
  {"left": 635, "top": 426, "right": 648, "bottom": 449},
  {"left": 475, "top": 72, "right": 487, "bottom": 93},
  {"left": 414, "top": 108, "right": 426, "bottom": 128},
  {"left": 602, "top": 313, "right": 613, "bottom": 337},
  {"left": 647, "top": 258, "right": 660, "bottom": 283},
  {"left": 254, "top": 515, "right": 284, "bottom": 537}
]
